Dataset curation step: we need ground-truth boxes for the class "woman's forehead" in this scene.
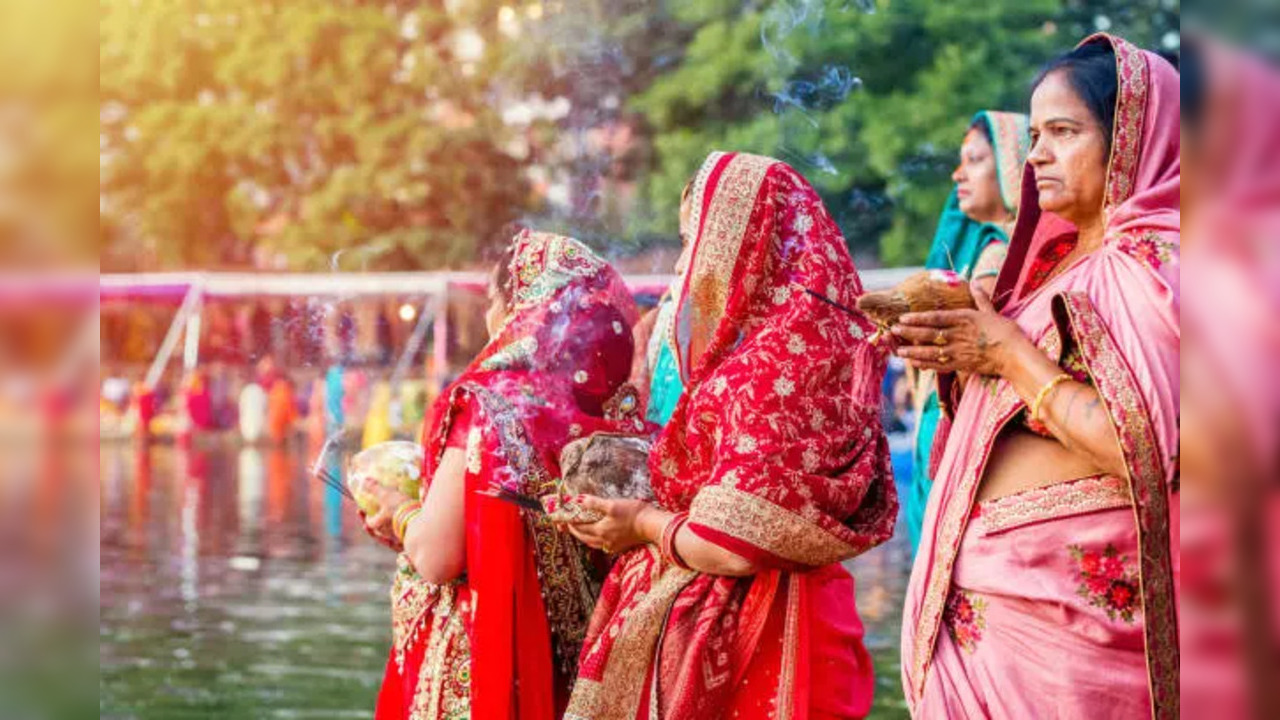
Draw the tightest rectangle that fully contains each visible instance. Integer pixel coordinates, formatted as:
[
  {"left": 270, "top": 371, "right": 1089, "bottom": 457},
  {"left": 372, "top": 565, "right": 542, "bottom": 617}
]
[
  {"left": 1029, "top": 71, "right": 1091, "bottom": 124},
  {"left": 961, "top": 128, "right": 992, "bottom": 152}
]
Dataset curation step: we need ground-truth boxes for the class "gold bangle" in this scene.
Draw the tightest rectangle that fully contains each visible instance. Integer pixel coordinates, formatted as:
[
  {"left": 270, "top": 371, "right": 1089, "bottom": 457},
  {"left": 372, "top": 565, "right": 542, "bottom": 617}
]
[
  {"left": 397, "top": 508, "right": 423, "bottom": 542},
  {"left": 1030, "top": 373, "right": 1073, "bottom": 424},
  {"left": 393, "top": 501, "right": 422, "bottom": 542}
]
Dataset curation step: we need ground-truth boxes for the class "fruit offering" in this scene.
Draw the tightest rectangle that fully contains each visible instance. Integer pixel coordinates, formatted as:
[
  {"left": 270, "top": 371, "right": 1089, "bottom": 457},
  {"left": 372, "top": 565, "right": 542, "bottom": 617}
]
[{"left": 346, "top": 441, "right": 425, "bottom": 516}]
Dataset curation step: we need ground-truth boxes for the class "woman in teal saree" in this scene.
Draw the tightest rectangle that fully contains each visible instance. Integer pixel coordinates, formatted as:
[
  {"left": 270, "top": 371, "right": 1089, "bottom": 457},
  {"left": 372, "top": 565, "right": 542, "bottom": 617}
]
[{"left": 905, "top": 110, "right": 1030, "bottom": 555}]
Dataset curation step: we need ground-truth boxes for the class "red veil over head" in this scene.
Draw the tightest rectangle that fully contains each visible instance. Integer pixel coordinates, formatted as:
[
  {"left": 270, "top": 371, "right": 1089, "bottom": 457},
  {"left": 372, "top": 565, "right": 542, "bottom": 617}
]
[
  {"left": 406, "top": 231, "right": 640, "bottom": 719},
  {"left": 568, "top": 153, "right": 895, "bottom": 720}
]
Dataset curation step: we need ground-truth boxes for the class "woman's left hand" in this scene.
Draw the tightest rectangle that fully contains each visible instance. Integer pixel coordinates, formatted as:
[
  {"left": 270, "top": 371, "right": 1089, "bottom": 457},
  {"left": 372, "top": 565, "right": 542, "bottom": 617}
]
[
  {"left": 361, "top": 481, "right": 414, "bottom": 544},
  {"left": 891, "top": 284, "right": 1027, "bottom": 377},
  {"left": 563, "top": 496, "right": 652, "bottom": 555}
]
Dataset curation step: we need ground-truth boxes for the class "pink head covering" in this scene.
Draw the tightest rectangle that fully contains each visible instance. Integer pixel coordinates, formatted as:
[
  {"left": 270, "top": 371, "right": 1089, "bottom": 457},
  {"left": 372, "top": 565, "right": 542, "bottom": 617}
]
[
  {"left": 996, "top": 33, "right": 1180, "bottom": 311},
  {"left": 907, "top": 34, "right": 1182, "bottom": 720}
]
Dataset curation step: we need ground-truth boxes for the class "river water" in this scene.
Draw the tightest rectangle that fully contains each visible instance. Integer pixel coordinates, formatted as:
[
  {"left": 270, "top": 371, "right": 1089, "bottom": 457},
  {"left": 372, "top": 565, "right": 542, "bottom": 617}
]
[{"left": 100, "top": 439, "right": 912, "bottom": 718}]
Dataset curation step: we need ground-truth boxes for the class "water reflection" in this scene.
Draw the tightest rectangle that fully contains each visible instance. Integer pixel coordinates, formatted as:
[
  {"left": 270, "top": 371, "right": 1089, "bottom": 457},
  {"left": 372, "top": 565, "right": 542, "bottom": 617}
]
[
  {"left": 100, "top": 439, "right": 912, "bottom": 717},
  {"left": 100, "top": 440, "right": 395, "bottom": 718}
]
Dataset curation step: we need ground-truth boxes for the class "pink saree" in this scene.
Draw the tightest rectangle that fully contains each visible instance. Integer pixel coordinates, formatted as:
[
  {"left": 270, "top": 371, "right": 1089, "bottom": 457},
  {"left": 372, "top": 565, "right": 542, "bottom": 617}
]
[
  {"left": 901, "top": 34, "right": 1180, "bottom": 719},
  {"left": 566, "top": 152, "right": 896, "bottom": 720}
]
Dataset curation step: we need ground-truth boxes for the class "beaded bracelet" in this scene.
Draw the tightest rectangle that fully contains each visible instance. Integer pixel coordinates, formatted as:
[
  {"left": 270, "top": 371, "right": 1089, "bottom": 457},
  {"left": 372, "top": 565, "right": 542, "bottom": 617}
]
[
  {"left": 660, "top": 512, "right": 691, "bottom": 570},
  {"left": 393, "top": 501, "right": 423, "bottom": 543}
]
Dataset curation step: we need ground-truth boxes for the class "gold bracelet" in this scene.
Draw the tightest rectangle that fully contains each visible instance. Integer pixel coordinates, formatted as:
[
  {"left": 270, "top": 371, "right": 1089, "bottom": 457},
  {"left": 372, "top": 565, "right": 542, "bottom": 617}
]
[
  {"left": 1030, "top": 373, "right": 1073, "bottom": 424},
  {"left": 397, "top": 508, "right": 423, "bottom": 542},
  {"left": 393, "top": 501, "right": 422, "bottom": 542}
]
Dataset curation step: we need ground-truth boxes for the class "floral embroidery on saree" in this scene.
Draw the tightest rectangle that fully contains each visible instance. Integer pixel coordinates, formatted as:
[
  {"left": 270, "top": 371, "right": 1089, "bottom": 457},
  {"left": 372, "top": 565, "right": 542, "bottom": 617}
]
[
  {"left": 388, "top": 555, "right": 472, "bottom": 720},
  {"left": 1069, "top": 544, "right": 1142, "bottom": 623},
  {"left": 408, "top": 594, "right": 472, "bottom": 720},
  {"left": 1053, "top": 290, "right": 1178, "bottom": 716},
  {"left": 570, "top": 151, "right": 894, "bottom": 720},
  {"left": 944, "top": 589, "right": 988, "bottom": 653},
  {"left": 1116, "top": 231, "right": 1177, "bottom": 273}
]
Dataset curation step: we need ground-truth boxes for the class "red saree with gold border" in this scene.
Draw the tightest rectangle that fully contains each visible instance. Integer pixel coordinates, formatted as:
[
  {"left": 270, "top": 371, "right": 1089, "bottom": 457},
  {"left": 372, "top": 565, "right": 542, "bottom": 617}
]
[
  {"left": 375, "top": 231, "right": 639, "bottom": 720},
  {"left": 566, "top": 153, "right": 897, "bottom": 720}
]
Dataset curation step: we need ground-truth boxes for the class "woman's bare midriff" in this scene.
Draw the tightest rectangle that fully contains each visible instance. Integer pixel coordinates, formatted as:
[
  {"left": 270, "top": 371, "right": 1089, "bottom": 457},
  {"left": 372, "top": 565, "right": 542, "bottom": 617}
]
[{"left": 975, "top": 426, "right": 1103, "bottom": 503}]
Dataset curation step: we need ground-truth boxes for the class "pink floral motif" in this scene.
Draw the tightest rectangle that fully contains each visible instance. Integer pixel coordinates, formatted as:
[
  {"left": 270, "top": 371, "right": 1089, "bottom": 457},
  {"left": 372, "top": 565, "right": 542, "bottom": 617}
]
[
  {"left": 1069, "top": 544, "right": 1141, "bottom": 623},
  {"left": 1116, "top": 231, "right": 1175, "bottom": 272},
  {"left": 944, "top": 589, "right": 987, "bottom": 653}
]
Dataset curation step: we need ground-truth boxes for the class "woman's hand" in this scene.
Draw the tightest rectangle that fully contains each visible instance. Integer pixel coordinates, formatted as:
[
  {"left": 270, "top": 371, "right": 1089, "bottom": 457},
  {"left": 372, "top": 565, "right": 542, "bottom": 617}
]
[
  {"left": 891, "top": 284, "right": 1028, "bottom": 377},
  {"left": 564, "top": 496, "right": 655, "bottom": 555},
  {"left": 359, "top": 508, "right": 403, "bottom": 551},
  {"left": 361, "top": 481, "right": 414, "bottom": 545}
]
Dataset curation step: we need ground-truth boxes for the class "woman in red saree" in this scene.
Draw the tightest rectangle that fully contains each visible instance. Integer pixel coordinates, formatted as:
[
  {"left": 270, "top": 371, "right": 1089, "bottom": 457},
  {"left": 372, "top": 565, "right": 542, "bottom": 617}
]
[
  {"left": 895, "top": 34, "right": 1179, "bottom": 718},
  {"left": 564, "top": 151, "right": 897, "bottom": 719},
  {"left": 362, "top": 230, "right": 640, "bottom": 719}
]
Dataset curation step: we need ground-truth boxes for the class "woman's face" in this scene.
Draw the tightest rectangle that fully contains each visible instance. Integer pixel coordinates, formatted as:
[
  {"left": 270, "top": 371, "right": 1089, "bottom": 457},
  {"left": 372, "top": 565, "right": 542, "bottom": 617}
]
[
  {"left": 951, "top": 128, "right": 1007, "bottom": 223},
  {"left": 674, "top": 182, "right": 695, "bottom": 276},
  {"left": 484, "top": 272, "right": 509, "bottom": 339},
  {"left": 1027, "top": 70, "right": 1109, "bottom": 227}
]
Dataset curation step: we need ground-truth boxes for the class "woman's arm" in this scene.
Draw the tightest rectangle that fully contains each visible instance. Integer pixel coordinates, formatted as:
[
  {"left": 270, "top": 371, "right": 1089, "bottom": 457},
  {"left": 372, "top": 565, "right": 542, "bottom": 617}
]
[
  {"left": 893, "top": 284, "right": 1128, "bottom": 479},
  {"left": 401, "top": 448, "right": 468, "bottom": 583},
  {"left": 565, "top": 497, "right": 758, "bottom": 577},
  {"left": 363, "top": 448, "right": 468, "bottom": 584},
  {"left": 993, "top": 338, "right": 1128, "bottom": 479}
]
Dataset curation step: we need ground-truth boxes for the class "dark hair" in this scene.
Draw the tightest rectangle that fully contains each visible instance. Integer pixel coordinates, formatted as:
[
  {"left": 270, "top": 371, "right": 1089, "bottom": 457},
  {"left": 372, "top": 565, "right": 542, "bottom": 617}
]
[
  {"left": 967, "top": 115, "right": 994, "bottom": 146},
  {"left": 484, "top": 222, "right": 525, "bottom": 305},
  {"left": 1033, "top": 41, "right": 1118, "bottom": 152}
]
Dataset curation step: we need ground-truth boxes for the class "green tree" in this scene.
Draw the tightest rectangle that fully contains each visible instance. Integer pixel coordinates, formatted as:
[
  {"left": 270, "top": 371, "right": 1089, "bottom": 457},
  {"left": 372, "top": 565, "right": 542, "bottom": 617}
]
[
  {"left": 624, "top": 0, "right": 1178, "bottom": 265},
  {"left": 100, "top": 0, "right": 533, "bottom": 271}
]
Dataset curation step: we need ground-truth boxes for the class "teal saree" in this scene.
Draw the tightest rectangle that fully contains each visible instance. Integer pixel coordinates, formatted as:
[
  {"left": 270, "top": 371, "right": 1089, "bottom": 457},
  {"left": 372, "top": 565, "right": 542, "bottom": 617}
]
[{"left": 905, "top": 110, "right": 1030, "bottom": 555}]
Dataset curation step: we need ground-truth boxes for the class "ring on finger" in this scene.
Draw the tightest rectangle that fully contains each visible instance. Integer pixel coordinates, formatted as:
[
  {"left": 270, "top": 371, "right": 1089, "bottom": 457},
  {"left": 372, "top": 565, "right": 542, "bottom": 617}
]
[
  {"left": 933, "top": 330, "right": 947, "bottom": 346},
  {"left": 937, "top": 350, "right": 950, "bottom": 364}
]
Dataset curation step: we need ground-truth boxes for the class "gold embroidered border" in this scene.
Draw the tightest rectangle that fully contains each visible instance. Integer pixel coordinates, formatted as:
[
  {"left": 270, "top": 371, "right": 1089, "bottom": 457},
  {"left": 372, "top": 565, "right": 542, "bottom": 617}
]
[
  {"left": 467, "top": 384, "right": 600, "bottom": 677},
  {"left": 978, "top": 475, "right": 1131, "bottom": 535},
  {"left": 686, "top": 151, "right": 725, "bottom": 243},
  {"left": 909, "top": 381, "right": 1023, "bottom": 703},
  {"left": 985, "top": 110, "right": 1030, "bottom": 213},
  {"left": 1085, "top": 34, "right": 1150, "bottom": 212},
  {"left": 391, "top": 554, "right": 452, "bottom": 672},
  {"left": 682, "top": 153, "right": 774, "bottom": 378},
  {"left": 562, "top": 566, "right": 697, "bottom": 720},
  {"left": 690, "top": 485, "right": 862, "bottom": 567},
  {"left": 774, "top": 573, "right": 802, "bottom": 720},
  {"left": 910, "top": 328, "right": 1066, "bottom": 700},
  {"left": 670, "top": 152, "right": 727, "bottom": 382},
  {"left": 1055, "top": 291, "right": 1178, "bottom": 720},
  {"left": 408, "top": 592, "right": 472, "bottom": 720}
]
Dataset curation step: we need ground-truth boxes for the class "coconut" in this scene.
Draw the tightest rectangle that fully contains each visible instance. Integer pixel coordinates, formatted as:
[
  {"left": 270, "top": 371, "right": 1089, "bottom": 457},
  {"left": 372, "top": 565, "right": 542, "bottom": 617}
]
[
  {"left": 346, "top": 441, "right": 424, "bottom": 516},
  {"left": 856, "top": 269, "right": 975, "bottom": 339}
]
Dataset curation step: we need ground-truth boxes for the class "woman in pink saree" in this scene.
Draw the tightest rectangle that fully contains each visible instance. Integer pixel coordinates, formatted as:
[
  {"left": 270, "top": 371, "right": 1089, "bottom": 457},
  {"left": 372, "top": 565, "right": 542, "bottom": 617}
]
[
  {"left": 562, "top": 151, "right": 897, "bottom": 719},
  {"left": 895, "top": 34, "right": 1179, "bottom": 719}
]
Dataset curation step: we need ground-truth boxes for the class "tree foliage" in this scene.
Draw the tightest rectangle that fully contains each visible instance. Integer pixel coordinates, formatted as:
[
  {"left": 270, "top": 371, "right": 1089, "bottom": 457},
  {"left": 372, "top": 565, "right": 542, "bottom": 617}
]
[
  {"left": 99, "top": 1, "right": 1179, "bottom": 271},
  {"left": 101, "top": 0, "right": 533, "bottom": 271},
  {"left": 624, "top": 0, "right": 1178, "bottom": 264}
]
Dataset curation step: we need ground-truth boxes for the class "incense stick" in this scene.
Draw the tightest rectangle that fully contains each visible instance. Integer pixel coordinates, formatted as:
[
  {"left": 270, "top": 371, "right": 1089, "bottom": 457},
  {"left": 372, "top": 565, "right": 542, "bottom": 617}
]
[
  {"left": 793, "top": 283, "right": 861, "bottom": 317},
  {"left": 477, "top": 488, "right": 546, "bottom": 515}
]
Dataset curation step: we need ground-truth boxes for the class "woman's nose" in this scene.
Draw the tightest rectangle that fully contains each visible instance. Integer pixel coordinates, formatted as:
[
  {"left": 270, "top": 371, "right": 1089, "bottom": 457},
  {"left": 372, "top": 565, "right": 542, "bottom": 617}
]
[
  {"left": 1028, "top": 141, "right": 1050, "bottom": 166},
  {"left": 951, "top": 163, "right": 964, "bottom": 183}
]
